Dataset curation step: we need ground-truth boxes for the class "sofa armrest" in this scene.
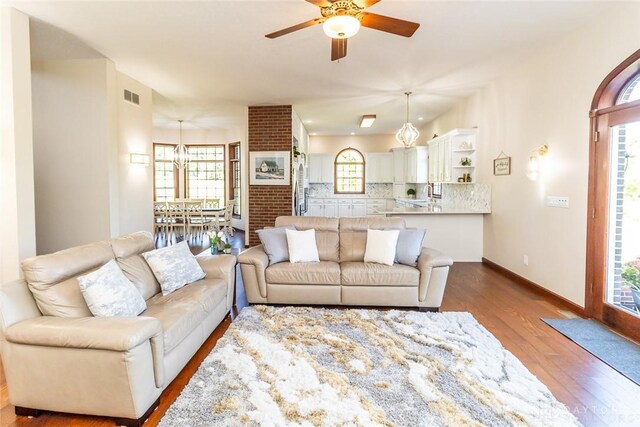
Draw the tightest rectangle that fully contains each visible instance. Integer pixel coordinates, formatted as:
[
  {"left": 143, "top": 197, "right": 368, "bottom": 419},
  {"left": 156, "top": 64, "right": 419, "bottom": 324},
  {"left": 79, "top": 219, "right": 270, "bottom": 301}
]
[
  {"left": 5, "top": 316, "right": 164, "bottom": 387},
  {"left": 0, "top": 279, "right": 41, "bottom": 334},
  {"left": 237, "top": 245, "right": 269, "bottom": 301},
  {"left": 417, "top": 247, "right": 454, "bottom": 307},
  {"left": 197, "top": 254, "right": 237, "bottom": 310}
]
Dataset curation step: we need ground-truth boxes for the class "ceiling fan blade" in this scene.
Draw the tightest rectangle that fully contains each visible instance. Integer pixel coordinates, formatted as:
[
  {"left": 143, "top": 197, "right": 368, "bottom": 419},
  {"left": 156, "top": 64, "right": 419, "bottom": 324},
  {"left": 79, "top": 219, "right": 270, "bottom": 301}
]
[
  {"left": 265, "top": 18, "right": 324, "bottom": 39},
  {"left": 305, "top": 0, "right": 333, "bottom": 6},
  {"left": 356, "top": 0, "right": 382, "bottom": 7},
  {"left": 360, "top": 12, "right": 420, "bottom": 37},
  {"left": 331, "top": 38, "right": 348, "bottom": 61}
]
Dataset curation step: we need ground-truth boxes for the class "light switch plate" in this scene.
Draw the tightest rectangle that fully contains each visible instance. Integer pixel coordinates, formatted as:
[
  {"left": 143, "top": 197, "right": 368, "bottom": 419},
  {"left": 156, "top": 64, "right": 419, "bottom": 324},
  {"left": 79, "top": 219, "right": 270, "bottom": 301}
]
[{"left": 547, "top": 196, "right": 569, "bottom": 208}]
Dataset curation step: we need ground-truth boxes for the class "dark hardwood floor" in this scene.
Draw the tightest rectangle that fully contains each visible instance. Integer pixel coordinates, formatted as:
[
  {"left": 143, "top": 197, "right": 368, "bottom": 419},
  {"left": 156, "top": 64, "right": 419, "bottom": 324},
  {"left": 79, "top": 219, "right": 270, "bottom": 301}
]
[{"left": 2, "top": 247, "right": 639, "bottom": 426}]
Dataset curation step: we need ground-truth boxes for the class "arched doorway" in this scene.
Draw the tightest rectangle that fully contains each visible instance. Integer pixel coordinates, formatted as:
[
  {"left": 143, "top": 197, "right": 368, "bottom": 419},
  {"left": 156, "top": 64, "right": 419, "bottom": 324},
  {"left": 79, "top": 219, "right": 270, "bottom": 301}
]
[{"left": 586, "top": 49, "right": 640, "bottom": 340}]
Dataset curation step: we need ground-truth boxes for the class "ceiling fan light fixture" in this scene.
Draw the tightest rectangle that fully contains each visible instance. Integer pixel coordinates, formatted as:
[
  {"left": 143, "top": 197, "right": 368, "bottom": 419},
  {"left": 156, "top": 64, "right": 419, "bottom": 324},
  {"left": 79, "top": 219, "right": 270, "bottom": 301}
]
[{"left": 323, "top": 15, "right": 360, "bottom": 39}]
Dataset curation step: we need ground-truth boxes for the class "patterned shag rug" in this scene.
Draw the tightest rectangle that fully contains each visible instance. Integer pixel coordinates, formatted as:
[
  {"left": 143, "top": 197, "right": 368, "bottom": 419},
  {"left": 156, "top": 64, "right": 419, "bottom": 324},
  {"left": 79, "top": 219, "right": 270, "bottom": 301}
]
[{"left": 160, "top": 306, "right": 580, "bottom": 426}]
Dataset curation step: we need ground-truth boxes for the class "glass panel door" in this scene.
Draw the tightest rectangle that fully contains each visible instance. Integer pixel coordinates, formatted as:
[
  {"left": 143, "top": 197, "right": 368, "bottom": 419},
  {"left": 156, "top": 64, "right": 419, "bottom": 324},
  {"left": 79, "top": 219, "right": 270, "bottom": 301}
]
[{"left": 606, "top": 120, "right": 640, "bottom": 315}]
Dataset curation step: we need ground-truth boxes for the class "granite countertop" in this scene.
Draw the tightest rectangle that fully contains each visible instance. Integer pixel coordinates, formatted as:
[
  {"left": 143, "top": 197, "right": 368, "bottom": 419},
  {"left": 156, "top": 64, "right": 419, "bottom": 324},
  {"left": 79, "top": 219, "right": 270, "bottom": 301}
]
[
  {"left": 308, "top": 195, "right": 393, "bottom": 199},
  {"left": 375, "top": 205, "right": 491, "bottom": 215}
]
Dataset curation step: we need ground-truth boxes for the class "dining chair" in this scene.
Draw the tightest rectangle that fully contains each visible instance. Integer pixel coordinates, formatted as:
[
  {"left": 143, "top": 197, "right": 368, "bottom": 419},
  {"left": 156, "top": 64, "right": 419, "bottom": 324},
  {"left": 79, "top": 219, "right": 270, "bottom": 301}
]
[
  {"left": 217, "top": 200, "right": 235, "bottom": 236},
  {"left": 166, "top": 201, "right": 187, "bottom": 241},
  {"left": 184, "top": 200, "right": 211, "bottom": 238},
  {"left": 153, "top": 201, "right": 168, "bottom": 238}
]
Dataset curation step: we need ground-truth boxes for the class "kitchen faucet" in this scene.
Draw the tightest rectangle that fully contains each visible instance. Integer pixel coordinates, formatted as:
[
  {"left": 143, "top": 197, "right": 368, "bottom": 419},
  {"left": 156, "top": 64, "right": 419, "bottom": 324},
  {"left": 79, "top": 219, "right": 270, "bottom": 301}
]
[{"left": 424, "top": 184, "right": 434, "bottom": 205}]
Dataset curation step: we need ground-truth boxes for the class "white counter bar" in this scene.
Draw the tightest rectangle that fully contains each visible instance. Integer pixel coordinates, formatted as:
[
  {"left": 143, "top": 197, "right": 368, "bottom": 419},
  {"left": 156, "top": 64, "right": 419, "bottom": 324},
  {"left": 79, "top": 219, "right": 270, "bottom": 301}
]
[{"left": 376, "top": 206, "right": 489, "bottom": 262}]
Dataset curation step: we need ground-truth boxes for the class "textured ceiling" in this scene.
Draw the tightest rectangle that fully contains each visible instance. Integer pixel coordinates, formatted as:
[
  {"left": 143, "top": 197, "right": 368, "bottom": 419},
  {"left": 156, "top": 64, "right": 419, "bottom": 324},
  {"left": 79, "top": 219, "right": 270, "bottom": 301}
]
[{"left": 13, "top": 0, "right": 617, "bottom": 135}]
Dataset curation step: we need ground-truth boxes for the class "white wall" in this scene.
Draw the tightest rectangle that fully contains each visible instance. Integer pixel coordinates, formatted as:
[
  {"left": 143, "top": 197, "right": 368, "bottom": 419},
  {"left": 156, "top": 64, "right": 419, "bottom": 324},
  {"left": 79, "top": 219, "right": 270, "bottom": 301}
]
[
  {"left": 420, "top": 3, "right": 640, "bottom": 306},
  {"left": 309, "top": 134, "right": 398, "bottom": 155},
  {"left": 32, "top": 58, "right": 119, "bottom": 253},
  {"left": 0, "top": 7, "right": 36, "bottom": 281},
  {"left": 118, "top": 73, "right": 153, "bottom": 235}
]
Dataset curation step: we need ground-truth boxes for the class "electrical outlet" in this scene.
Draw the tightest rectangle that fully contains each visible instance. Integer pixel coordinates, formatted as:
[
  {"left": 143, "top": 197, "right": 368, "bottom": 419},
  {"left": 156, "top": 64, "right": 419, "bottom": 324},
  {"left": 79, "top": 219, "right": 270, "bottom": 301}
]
[
  {"left": 523, "top": 255, "right": 529, "bottom": 266},
  {"left": 546, "top": 196, "right": 569, "bottom": 208}
]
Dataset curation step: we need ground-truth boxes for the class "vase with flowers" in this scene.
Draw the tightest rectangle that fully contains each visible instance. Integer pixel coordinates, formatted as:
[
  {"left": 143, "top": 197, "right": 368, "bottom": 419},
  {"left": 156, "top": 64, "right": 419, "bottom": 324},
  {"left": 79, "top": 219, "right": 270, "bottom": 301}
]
[
  {"left": 207, "top": 231, "right": 227, "bottom": 255},
  {"left": 621, "top": 257, "right": 640, "bottom": 310}
]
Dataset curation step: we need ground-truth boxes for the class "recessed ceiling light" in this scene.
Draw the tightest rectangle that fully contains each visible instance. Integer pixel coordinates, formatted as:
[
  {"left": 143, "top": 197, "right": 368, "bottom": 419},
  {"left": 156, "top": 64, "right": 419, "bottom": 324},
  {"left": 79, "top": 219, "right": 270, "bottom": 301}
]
[
  {"left": 359, "top": 114, "right": 376, "bottom": 128},
  {"left": 305, "top": 119, "right": 312, "bottom": 123},
  {"left": 310, "top": 132, "right": 317, "bottom": 136},
  {"left": 418, "top": 117, "right": 424, "bottom": 121},
  {"left": 350, "top": 132, "right": 355, "bottom": 135}
]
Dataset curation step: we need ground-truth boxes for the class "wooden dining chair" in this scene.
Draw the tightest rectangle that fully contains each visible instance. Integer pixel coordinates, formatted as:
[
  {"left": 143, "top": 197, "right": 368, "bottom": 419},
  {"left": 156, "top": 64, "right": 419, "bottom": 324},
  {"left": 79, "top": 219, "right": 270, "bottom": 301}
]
[
  {"left": 153, "top": 201, "right": 168, "bottom": 238},
  {"left": 166, "top": 201, "right": 187, "bottom": 242},
  {"left": 217, "top": 200, "right": 235, "bottom": 236},
  {"left": 184, "top": 200, "right": 211, "bottom": 238}
]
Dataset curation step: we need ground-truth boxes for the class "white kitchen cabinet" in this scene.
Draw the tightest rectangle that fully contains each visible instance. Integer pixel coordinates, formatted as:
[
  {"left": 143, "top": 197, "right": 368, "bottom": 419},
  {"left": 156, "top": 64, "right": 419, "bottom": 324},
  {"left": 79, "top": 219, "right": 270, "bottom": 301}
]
[
  {"left": 308, "top": 198, "right": 337, "bottom": 217},
  {"left": 428, "top": 129, "right": 477, "bottom": 183},
  {"left": 365, "top": 153, "right": 393, "bottom": 183},
  {"left": 392, "top": 148, "right": 405, "bottom": 183},
  {"left": 404, "top": 146, "right": 428, "bottom": 183},
  {"left": 308, "top": 154, "right": 334, "bottom": 183}
]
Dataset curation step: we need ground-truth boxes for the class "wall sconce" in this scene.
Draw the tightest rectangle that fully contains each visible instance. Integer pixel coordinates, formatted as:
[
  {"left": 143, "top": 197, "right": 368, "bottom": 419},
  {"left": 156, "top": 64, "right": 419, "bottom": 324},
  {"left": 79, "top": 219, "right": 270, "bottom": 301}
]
[
  {"left": 130, "top": 153, "right": 150, "bottom": 166},
  {"left": 526, "top": 144, "right": 548, "bottom": 180}
]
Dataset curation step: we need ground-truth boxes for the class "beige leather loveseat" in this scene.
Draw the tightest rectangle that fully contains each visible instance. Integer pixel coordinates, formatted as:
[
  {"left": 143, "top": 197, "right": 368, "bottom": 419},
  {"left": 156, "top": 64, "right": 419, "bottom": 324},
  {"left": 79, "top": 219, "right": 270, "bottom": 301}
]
[
  {"left": 238, "top": 216, "right": 453, "bottom": 310},
  {"left": 0, "top": 231, "right": 236, "bottom": 426}
]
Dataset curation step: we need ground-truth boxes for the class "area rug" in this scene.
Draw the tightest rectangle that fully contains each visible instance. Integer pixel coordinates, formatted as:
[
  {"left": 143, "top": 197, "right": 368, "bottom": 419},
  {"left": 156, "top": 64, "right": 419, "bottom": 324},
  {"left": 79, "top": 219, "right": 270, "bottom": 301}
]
[
  {"left": 161, "top": 306, "right": 579, "bottom": 426},
  {"left": 542, "top": 317, "right": 640, "bottom": 386}
]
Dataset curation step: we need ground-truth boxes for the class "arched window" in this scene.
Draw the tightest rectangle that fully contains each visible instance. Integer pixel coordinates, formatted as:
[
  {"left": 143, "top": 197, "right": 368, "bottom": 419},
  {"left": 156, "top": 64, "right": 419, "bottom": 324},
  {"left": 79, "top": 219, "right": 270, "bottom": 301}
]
[
  {"left": 586, "top": 48, "right": 640, "bottom": 341},
  {"left": 334, "top": 148, "right": 365, "bottom": 194}
]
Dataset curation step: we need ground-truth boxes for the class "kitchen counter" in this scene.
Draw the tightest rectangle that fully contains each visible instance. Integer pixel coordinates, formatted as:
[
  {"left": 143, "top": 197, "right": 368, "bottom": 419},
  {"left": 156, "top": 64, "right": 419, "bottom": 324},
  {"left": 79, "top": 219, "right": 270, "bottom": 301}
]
[{"left": 375, "top": 205, "right": 490, "bottom": 215}]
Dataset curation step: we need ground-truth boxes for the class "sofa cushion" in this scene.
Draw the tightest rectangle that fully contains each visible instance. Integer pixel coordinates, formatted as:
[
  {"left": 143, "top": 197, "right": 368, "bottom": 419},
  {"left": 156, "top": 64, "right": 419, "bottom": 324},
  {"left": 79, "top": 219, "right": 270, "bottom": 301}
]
[
  {"left": 265, "top": 261, "right": 341, "bottom": 285},
  {"left": 77, "top": 260, "right": 147, "bottom": 317},
  {"left": 395, "top": 229, "right": 426, "bottom": 267},
  {"left": 339, "top": 217, "right": 405, "bottom": 262},
  {"left": 364, "top": 229, "right": 400, "bottom": 266},
  {"left": 143, "top": 278, "right": 227, "bottom": 353},
  {"left": 111, "top": 232, "right": 161, "bottom": 299},
  {"left": 21, "top": 241, "right": 114, "bottom": 317},
  {"left": 286, "top": 229, "right": 320, "bottom": 263},
  {"left": 341, "top": 262, "right": 419, "bottom": 287},
  {"left": 143, "top": 241, "right": 206, "bottom": 296},
  {"left": 256, "top": 225, "right": 295, "bottom": 265},
  {"left": 275, "top": 216, "right": 339, "bottom": 262}
]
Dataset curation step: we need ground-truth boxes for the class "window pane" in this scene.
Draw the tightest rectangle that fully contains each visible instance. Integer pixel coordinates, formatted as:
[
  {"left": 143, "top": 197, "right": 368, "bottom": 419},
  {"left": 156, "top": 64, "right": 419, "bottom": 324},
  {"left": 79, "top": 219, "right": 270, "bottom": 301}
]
[
  {"left": 335, "top": 148, "right": 365, "bottom": 194},
  {"left": 186, "top": 145, "right": 225, "bottom": 203}
]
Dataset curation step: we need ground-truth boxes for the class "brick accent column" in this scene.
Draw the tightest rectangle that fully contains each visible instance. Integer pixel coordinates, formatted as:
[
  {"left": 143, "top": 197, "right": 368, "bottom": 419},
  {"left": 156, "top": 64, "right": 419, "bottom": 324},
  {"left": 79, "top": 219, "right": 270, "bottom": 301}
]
[{"left": 248, "top": 105, "right": 292, "bottom": 246}]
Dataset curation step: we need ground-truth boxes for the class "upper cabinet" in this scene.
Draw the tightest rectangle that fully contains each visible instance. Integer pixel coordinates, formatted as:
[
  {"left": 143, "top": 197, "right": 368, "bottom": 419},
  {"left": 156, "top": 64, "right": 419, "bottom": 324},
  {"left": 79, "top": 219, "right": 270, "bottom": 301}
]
[
  {"left": 392, "top": 148, "right": 405, "bottom": 183},
  {"left": 308, "top": 154, "right": 334, "bottom": 183},
  {"left": 404, "top": 146, "right": 428, "bottom": 183},
  {"left": 428, "top": 128, "right": 477, "bottom": 183},
  {"left": 365, "top": 152, "right": 393, "bottom": 183}
]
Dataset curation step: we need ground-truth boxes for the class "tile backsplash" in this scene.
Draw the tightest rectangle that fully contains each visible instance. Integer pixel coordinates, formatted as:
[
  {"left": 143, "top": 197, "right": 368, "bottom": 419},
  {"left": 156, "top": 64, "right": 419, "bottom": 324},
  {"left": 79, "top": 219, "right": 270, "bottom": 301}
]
[
  {"left": 309, "top": 183, "right": 393, "bottom": 198},
  {"left": 441, "top": 183, "right": 491, "bottom": 212}
]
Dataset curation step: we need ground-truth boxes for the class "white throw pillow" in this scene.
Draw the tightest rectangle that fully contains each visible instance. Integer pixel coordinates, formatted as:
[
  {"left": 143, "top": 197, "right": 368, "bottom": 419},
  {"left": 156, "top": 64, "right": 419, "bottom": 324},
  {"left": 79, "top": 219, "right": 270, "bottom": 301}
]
[
  {"left": 142, "top": 241, "right": 206, "bottom": 295},
  {"left": 77, "top": 259, "right": 147, "bottom": 317},
  {"left": 286, "top": 229, "right": 320, "bottom": 263},
  {"left": 364, "top": 229, "right": 400, "bottom": 266}
]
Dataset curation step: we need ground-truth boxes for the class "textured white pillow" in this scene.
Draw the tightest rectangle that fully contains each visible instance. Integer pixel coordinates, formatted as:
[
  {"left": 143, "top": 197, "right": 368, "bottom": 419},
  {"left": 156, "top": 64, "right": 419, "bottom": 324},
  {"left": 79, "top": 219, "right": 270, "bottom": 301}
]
[
  {"left": 78, "top": 259, "right": 147, "bottom": 317},
  {"left": 142, "top": 241, "right": 206, "bottom": 295},
  {"left": 286, "top": 229, "right": 320, "bottom": 263},
  {"left": 364, "top": 229, "right": 400, "bottom": 266}
]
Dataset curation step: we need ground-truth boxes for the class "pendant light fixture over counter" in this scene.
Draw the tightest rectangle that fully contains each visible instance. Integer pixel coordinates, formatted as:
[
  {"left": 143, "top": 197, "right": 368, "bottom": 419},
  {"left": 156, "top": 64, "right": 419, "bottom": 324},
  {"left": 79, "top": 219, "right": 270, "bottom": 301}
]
[
  {"left": 396, "top": 92, "right": 420, "bottom": 148},
  {"left": 173, "top": 119, "right": 191, "bottom": 169}
]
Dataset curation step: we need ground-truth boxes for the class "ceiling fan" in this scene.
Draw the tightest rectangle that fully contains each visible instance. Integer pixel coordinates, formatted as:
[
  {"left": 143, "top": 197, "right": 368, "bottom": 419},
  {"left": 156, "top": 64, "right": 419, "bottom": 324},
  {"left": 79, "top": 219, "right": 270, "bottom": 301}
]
[{"left": 265, "top": 0, "right": 420, "bottom": 61}]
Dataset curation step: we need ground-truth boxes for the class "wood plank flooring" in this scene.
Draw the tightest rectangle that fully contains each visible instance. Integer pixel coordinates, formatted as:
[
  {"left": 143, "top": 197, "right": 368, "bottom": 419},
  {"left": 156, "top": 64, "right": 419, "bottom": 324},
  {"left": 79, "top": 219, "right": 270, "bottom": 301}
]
[{"left": 2, "top": 258, "right": 639, "bottom": 426}]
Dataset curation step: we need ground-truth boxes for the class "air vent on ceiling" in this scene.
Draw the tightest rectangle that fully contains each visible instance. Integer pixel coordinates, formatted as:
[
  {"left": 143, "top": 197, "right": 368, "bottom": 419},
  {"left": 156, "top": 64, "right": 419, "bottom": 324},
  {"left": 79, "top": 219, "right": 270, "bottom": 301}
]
[{"left": 123, "top": 89, "right": 140, "bottom": 105}]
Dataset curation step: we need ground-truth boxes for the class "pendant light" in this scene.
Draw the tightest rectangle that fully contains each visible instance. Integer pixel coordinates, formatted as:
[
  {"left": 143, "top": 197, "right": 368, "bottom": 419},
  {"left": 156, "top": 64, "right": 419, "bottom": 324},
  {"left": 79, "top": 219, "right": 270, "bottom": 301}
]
[
  {"left": 173, "top": 120, "right": 191, "bottom": 169},
  {"left": 395, "top": 91, "right": 420, "bottom": 148}
]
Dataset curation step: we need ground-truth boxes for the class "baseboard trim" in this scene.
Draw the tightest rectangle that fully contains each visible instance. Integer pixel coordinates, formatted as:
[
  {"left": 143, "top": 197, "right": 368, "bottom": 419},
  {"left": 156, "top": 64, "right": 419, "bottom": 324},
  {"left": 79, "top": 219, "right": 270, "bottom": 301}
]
[{"left": 482, "top": 257, "right": 586, "bottom": 317}]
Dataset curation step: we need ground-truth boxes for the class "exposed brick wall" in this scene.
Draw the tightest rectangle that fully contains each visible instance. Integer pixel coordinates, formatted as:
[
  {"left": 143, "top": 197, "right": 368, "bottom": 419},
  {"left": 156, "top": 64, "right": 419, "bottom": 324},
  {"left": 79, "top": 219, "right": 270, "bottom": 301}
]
[{"left": 248, "top": 105, "right": 292, "bottom": 246}]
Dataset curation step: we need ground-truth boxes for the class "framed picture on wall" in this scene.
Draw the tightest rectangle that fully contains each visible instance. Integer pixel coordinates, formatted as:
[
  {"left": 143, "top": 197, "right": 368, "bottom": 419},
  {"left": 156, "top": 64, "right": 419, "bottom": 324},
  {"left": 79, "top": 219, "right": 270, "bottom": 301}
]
[
  {"left": 493, "top": 154, "right": 511, "bottom": 176},
  {"left": 249, "top": 151, "right": 291, "bottom": 185}
]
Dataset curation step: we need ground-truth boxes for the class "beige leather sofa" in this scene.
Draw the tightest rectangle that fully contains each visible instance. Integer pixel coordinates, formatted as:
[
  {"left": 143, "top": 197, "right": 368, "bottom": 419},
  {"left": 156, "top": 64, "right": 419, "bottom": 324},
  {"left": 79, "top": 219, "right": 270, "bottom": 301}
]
[
  {"left": 238, "top": 216, "right": 453, "bottom": 310},
  {"left": 0, "top": 231, "right": 236, "bottom": 426}
]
